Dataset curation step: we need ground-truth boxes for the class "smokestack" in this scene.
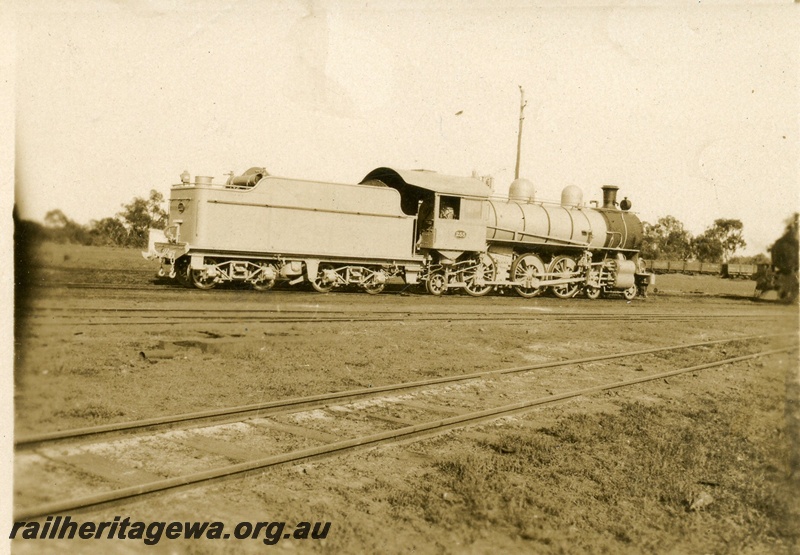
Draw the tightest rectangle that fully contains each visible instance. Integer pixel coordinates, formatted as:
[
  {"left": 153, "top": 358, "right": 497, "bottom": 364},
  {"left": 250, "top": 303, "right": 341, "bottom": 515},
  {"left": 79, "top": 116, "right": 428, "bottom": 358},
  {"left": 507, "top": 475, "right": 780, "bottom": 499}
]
[{"left": 601, "top": 185, "right": 619, "bottom": 209}]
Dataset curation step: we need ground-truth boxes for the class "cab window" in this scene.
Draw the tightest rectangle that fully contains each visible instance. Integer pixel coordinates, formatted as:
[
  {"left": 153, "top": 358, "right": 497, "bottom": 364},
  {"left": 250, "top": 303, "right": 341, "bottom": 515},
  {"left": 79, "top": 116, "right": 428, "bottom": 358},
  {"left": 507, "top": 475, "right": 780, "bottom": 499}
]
[{"left": 438, "top": 196, "right": 460, "bottom": 220}]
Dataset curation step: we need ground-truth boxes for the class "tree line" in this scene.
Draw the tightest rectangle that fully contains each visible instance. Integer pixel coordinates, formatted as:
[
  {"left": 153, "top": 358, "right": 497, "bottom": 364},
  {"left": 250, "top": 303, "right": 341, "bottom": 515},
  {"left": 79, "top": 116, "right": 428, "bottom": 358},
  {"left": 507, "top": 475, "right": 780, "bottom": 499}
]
[
  {"left": 640, "top": 216, "right": 761, "bottom": 264},
  {"left": 16, "top": 190, "right": 167, "bottom": 249}
]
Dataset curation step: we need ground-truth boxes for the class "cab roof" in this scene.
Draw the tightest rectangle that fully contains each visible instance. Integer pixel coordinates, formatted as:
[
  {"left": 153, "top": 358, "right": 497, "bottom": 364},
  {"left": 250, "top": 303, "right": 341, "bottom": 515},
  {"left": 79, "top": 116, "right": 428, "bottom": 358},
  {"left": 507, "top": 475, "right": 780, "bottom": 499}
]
[{"left": 361, "top": 167, "right": 491, "bottom": 199}]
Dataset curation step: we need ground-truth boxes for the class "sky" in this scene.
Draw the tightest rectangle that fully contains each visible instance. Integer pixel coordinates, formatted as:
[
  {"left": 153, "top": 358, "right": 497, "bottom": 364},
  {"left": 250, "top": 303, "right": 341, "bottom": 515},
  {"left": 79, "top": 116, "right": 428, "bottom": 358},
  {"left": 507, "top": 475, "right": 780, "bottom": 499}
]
[{"left": 8, "top": 0, "right": 800, "bottom": 255}]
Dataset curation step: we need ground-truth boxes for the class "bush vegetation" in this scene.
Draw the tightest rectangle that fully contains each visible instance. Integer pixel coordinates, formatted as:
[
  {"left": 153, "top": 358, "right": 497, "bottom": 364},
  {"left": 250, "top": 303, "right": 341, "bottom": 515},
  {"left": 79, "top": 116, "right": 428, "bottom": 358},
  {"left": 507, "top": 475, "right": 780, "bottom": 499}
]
[{"left": 15, "top": 190, "right": 167, "bottom": 249}]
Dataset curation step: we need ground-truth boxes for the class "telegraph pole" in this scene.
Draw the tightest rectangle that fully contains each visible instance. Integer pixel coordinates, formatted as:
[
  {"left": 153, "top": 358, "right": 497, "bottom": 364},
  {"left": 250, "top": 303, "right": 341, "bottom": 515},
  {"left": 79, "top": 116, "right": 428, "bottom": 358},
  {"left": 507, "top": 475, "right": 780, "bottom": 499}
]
[{"left": 514, "top": 85, "right": 527, "bottom": 180}]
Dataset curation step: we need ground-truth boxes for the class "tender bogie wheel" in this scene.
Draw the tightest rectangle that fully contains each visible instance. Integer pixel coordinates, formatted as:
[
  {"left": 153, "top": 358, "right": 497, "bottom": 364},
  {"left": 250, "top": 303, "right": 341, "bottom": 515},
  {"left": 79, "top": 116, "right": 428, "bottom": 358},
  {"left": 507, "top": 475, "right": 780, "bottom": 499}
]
[
  {"left": 511, "top": 253, "right": 545, "bottom": 298},
  {"left": 462, "top": 256, "right": 495, "bottom": 297},
  {"left": 363, "top": 282, "right": 385, "bottom": 295},
  {"left": 190, "top": 269, "right": 218, "bottom": 290},
  {"left": 549, "top": 255, "right": 580, "bottom": 298},
  {"left": 426, "top": 271, "right": 447, "bottom": 296},
  {"left": 311, "top": 264, "right": 335, "bottom": 293},
  {"left": 585, "top": 286, "right": 602, "bottom": 300},
  {"left": 252, "top": 265, "right": 277, "bottom": 291},
  {"left": 252, "top": 278, "right": 276, "bottom": 291},
  {"left": 622, "top": 285, "right": 637, "bottom": 300}
]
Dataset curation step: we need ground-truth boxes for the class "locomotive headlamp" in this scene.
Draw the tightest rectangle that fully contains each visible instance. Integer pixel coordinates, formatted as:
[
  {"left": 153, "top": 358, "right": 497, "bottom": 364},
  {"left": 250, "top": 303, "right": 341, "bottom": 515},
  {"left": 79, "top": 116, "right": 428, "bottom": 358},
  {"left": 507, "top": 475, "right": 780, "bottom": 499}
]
[{"left": 180, "top": 170, "right": 190, "bottom": 184}]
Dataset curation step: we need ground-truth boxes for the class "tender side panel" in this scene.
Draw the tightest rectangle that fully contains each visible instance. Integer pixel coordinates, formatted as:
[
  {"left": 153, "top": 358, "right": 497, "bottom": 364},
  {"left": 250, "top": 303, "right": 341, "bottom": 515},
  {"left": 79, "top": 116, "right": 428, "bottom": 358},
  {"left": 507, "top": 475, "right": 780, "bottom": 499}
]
[{"left": 175, "top": 178, "right": 418, "bottom": 262}]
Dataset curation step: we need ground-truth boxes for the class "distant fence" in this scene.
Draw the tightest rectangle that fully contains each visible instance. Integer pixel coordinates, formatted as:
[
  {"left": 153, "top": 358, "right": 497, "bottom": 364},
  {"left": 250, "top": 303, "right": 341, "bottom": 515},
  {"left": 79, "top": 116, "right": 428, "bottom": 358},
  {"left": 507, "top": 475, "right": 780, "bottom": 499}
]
[{"left": 643, "top": 260, "right": 759, "bottom": 279}]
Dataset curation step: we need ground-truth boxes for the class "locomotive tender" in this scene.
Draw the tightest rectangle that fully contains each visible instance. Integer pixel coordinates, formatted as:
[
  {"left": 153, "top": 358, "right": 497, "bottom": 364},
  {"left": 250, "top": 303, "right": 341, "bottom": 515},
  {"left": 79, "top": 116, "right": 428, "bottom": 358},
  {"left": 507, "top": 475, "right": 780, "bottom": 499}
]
[{"left": 144, "top": 166, "right": 653, "bottom": 299}]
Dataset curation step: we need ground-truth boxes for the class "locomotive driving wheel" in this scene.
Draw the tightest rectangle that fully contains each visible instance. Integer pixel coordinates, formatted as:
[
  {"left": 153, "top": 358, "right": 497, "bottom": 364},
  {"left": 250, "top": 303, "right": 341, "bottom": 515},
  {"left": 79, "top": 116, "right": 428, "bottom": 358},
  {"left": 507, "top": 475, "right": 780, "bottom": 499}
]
[
  {"left": 549, "top": 255, "right": 580, "bottom": 298},
  {"left": 311, "top": 264, "right": 336, "bottom": 293},
  {"left": 461, "top": 255, "right": 495, "bottom": 297},
  {"left": 511, "top": 253, "right": 545, "bottom": 298},
  {"left": 425, "top": 270, "right": 447, "bottom": 296}
]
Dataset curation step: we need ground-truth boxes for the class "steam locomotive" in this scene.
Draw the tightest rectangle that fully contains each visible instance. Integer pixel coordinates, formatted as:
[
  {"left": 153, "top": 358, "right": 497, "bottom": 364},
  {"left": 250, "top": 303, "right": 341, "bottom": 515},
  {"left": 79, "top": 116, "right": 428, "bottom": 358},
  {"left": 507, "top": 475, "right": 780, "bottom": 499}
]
[
  {"left": 144, "top": 166, "right": 653, "bottom": 299},
  {"left": 755, "top": 217, "right": 799, "bottom": 302}
]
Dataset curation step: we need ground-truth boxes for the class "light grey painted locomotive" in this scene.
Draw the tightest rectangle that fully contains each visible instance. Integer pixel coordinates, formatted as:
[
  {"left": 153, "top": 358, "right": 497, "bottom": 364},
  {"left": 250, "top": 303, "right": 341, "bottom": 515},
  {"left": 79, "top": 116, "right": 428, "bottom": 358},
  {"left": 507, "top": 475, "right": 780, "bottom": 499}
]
[{"left": 144, "top": 166, "right": 653, "bottom": 299}]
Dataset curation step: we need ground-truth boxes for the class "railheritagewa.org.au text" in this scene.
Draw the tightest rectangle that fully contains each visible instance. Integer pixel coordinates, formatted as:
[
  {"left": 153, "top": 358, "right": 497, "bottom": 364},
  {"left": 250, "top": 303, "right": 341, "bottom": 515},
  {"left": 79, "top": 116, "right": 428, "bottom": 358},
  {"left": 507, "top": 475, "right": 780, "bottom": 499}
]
[{"left": 10, "top": 516, "right": 331, "bottom": 546}]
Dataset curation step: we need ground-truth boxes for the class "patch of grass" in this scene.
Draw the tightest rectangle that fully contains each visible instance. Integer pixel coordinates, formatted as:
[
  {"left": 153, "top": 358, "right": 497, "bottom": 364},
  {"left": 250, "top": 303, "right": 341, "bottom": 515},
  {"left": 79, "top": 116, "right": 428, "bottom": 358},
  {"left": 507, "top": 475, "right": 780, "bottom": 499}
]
[
  {"left": 54, "top": 403, "right": 126, "bottom": 420},
  {"left": 388, "top": 399, "right": 793, "bottom": 554}
]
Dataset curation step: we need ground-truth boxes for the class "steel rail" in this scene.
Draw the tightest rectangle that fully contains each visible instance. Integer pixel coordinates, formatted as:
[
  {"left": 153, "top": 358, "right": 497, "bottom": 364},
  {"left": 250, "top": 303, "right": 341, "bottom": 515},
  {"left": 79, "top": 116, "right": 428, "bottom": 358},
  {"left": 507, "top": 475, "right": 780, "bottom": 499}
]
[
  {"left": 13, "top": 345, "right": 796, "bottom": 521},
  {"left": 15, "top": 333, "right": 794, "bottom": 448},
  {"left": 25, "top": 306, "right": 790, "bottom": 317},
  {"left": 22, "top": 307, "right": 791, "bottom": 326},
  {"left": 26, "top": 314, "right": 782, "bottom": 323},
  {"left": 24, "top": 279, "right": 780, "bottom": 299},
  {"left": 27, "top": 312, "right": 784, "bottom": 320},
  {"left": 22, "top": 314, "right": 787, "bottom": 327}
]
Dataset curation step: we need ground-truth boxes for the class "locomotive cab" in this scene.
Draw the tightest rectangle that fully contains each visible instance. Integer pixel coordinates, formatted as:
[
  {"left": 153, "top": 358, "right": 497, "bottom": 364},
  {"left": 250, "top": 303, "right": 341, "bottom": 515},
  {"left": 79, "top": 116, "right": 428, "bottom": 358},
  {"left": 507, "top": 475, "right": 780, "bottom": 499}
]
[
  {"left": 359, "top": 167, "right": 491, "bottom": 263},
  {"left": 418, "top": 194, "right": 487, "bottom": 260}
]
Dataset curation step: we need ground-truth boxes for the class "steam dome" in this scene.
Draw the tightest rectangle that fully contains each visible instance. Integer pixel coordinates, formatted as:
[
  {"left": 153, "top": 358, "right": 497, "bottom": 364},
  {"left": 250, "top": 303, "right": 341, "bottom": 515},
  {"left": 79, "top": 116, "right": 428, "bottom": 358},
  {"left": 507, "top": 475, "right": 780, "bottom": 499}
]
[
  {"left": 509, "top": 178, "right": 535, "bottom": 202},
  {"left": 561, "top": 185, "right": 584, "bottom": 207}
]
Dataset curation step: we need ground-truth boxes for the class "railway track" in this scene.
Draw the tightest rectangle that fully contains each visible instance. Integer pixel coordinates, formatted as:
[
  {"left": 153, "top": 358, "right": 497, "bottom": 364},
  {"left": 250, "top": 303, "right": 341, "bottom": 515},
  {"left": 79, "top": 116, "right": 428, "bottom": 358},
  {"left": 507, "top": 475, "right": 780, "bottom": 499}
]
[
  {"left": 20, "top": 305, "right": 791, "bottom": 327},
  {"left": 14, "top": 333, "right": 796, "bottom": 520},
  {"left": 29, "top": 281, "right": 166, "bottom": 291}
]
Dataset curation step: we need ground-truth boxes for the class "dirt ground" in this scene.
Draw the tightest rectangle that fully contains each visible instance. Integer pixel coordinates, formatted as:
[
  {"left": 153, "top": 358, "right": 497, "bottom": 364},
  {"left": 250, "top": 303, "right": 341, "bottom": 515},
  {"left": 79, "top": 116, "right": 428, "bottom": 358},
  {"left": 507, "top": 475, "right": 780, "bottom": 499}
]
[{"left": 9, "top": 242, "right": 800, "bottom": 554}]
